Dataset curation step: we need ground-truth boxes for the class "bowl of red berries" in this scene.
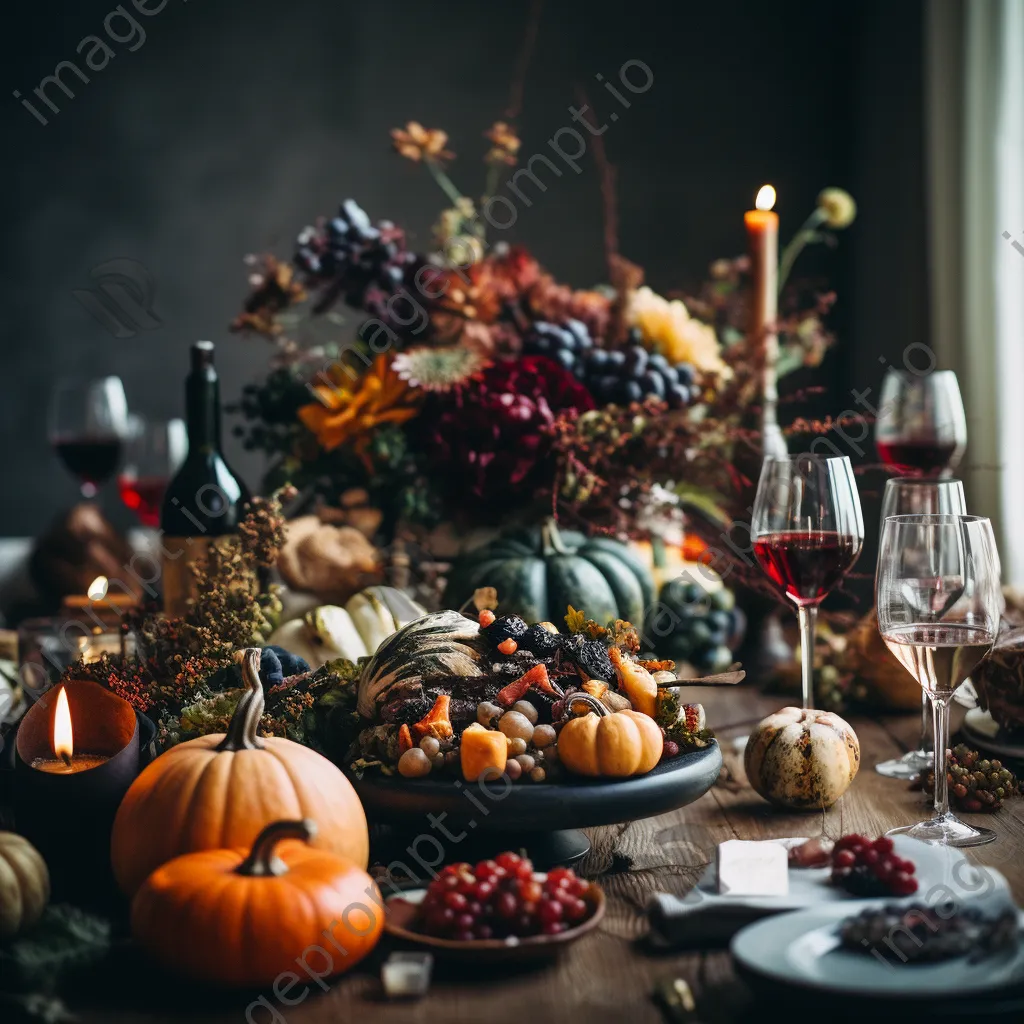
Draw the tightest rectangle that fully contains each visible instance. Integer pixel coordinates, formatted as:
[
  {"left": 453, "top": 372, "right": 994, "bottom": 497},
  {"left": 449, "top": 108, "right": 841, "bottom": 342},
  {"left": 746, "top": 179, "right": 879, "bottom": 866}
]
[
  {"left": 830, "top": 833, "right": 919, "bottom": 898},
  {"left": 383, "top": 851, "right": 606, "bottom": 962}
]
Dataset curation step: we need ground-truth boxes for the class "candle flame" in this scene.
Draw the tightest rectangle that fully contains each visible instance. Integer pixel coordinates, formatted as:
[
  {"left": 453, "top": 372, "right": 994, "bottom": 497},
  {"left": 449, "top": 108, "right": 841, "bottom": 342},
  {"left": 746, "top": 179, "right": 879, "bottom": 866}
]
[
  {"left": 87, "top": 576, "right": 109, "bottom": 601},
  {"left": 53, "top": 686, "right": 74, "bottom": 761},
  {"left": 755, "top": 185, "right": 777, "bottom": 212}
]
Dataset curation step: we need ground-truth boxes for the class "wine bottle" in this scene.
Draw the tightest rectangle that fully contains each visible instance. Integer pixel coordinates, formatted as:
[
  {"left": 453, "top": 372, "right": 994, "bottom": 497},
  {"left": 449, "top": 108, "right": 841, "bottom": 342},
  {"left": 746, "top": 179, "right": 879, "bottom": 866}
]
[{"left": 160, "top": 341, "right": 250, "bottom": 616}]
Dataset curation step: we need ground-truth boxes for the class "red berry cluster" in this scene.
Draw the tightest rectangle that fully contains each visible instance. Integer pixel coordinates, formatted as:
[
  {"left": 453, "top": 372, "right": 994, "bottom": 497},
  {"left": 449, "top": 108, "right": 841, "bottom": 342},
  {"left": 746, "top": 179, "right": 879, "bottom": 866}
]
[
  {"left": 420, "top": 852, "right": 592, "bottom": 941},
  {"left": 831, "top": 834, "right": 918, "bottom": 897}
]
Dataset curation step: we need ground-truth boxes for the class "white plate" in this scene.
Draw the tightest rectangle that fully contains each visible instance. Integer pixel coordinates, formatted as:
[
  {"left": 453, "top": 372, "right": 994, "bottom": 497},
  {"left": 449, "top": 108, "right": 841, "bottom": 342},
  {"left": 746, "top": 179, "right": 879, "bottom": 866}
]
[
  {"left": 962, "top": 708, "right": 1024, "bottom": 760},
  {"left": 732, "top": 896, "right": 1024, "bottom": 1000},
  {"left": 648, "top": 836, "right": 994, "bottom": 947}
]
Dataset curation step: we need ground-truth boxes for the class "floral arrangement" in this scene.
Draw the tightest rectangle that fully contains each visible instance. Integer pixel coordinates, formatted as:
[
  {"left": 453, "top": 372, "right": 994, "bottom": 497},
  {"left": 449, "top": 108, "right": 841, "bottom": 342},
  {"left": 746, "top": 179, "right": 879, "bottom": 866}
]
[{"left": 231, "top": 118, "right": 856, "bottom": 580}]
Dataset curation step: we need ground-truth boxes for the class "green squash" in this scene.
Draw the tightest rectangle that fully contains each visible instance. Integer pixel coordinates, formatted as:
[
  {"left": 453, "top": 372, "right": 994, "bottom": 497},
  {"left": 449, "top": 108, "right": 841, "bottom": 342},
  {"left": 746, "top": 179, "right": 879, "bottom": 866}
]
[{"left": 447, "top": 518, "right": 655, "bottom": 627}]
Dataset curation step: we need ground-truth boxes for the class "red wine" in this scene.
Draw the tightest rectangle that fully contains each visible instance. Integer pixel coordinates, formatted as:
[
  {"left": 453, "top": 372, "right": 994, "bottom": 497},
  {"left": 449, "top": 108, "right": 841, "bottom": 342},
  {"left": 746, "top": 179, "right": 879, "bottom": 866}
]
[
  {"left": 161, "top": 342, "right": 249, "bottom": 616},
  {"left": 52, "top": 436, "right": 122, "bottom": 486},
  {"left": 753, "top": 531, "right": 862, "bottom": 604},
  {"left": 882, "top": 624, "right": 994, "bottom": 697},
  {"left": 118, "top": 474, "right": 168, "bottom": 528},
  {"left": 876, "top": 439, "right": 958, "bottom": 476}
]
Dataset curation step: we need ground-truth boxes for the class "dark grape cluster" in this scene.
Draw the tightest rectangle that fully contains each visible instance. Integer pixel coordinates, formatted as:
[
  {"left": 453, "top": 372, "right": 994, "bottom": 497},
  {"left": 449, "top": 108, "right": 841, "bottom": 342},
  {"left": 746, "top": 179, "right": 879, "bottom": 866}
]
[
  {"left": 522, "top": 321, "right": 700, "bottom": 410},
  {"left": 830, "top": 834, "right": 918, "bottom": 897},
  {"left": 294, "top": 199, "right": 418, "bottom": 309},
  {"left": 420, "top": 854, "right": 593, "bottom": 941},
  {"left": 649, "top": 580, "right": 744, "bottom": 673}
]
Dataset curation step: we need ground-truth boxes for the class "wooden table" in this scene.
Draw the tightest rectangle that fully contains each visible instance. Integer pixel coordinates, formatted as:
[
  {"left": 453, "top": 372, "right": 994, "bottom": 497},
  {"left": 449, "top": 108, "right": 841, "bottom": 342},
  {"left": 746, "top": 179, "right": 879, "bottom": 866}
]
[{"left": 66, "top": 688, "right": 1024, "bottom": 1024}]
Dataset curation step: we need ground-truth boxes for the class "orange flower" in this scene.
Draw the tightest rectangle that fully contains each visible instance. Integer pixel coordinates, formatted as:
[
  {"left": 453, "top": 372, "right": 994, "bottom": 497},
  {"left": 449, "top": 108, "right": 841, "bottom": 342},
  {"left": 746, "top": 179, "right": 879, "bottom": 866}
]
[
  {"left": 484, "top": 121, "right": 521, "bottom": 166},
  {"left": 391, "top": 122, "right": 454, "bottom": 163},
  {"left": 298, "top": 354, "right": 421, "bottom": 453}
]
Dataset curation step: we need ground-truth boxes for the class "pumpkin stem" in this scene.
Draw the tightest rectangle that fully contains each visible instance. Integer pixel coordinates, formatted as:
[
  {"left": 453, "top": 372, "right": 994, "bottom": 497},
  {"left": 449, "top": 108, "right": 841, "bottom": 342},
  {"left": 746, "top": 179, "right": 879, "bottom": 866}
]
[
  {"left": 540, "top": 516, "right": 571, "bottom": 557},
  {"left": 560, "top": 691, "right": 610, "bottom": 722},
  {"left": 216, "top": 648, "right": 266, "bottom": 752},
  {"left": 236, "top": 819, "right": 317, "bottom": 877}
]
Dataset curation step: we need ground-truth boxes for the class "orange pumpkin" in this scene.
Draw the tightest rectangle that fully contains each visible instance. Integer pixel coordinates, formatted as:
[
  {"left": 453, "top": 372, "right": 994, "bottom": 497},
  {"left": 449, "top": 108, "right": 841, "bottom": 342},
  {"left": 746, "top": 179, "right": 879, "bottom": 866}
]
[
  {"left": 111, "top": 648, "right": 369, "bottom": 896},
  {"left": 131, "top": 819, "right": 383, "bottom": 987},
  {"left": 557, "top": 693, "right": 663, "bottom": 778}
]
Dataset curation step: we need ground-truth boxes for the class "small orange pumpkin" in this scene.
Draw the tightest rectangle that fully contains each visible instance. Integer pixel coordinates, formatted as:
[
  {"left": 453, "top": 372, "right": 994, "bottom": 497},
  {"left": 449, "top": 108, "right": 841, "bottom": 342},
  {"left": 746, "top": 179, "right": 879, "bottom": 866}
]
[
  {"left": 111, "top": 648, "right": 369, "bottom": 896},
  {"left": 557, "top": 693, "right": 663, "bottom": 778},
  {"left": 131, "top": 819, "right": 383, "bottom": 987}
]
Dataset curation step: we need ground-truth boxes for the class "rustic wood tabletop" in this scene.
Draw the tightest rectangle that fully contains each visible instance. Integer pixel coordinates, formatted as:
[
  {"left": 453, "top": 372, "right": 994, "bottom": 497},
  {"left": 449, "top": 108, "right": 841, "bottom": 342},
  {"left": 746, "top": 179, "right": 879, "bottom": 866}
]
[{"left": 62, "top": 688, "right": 1024, "bottom": 1024}]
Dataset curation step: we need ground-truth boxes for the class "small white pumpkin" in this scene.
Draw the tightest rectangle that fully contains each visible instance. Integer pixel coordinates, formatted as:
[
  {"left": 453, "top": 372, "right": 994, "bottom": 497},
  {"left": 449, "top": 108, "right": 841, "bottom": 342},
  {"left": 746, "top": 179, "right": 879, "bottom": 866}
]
[
  {"left": 267, "top": 586, "right": 426, "bottom": 669},
  {"left": 744, "top": 706, "right": 860, "bottom": 810},
  {"left": 0, "top": 832, "right": 50, "bottom": 939}
]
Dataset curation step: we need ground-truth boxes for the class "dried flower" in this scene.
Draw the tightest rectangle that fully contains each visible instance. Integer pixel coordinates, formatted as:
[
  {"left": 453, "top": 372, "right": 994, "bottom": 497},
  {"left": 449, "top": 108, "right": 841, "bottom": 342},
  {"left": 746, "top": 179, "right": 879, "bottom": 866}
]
[
  {"left": 391, "top": 122, "right": 454, "bottom": 163},
  {"left": 484, "top": 121, "right": 521, "bottom": 166},
  {"left": 817, "top": 187, "right": 857, "bottom": 229},
  {"left": 626, "top": 286, "right": 728, "bottom": 376},
  {"left": 299, "top": 354, "right": 421, "bottom": 452},
  {"left": 231, "top": 257, "right": 307, "bottom": 336},
  {"left": 392, "top": 344, "right": 491, "bottom": 392}
]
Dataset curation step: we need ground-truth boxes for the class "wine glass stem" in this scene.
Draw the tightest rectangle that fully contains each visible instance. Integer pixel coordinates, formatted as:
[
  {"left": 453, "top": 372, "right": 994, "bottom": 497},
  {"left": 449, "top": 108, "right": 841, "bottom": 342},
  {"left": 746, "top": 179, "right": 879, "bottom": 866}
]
[
  {"left": 918, "top": 690, "right": 931, "bottom": 753},
  {"left": 931, "top": 695, "right": 951, "bottom": 818},
  {"left": 797, "top": 603, "right": 818, "bottom": 710}
]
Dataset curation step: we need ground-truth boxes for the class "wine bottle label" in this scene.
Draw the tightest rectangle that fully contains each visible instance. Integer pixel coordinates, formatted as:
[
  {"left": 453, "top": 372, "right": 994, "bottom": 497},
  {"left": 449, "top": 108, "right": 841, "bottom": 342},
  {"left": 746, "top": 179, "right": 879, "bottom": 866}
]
[{"left": 162, "top": 535, "right": 252, "bottom": 618}]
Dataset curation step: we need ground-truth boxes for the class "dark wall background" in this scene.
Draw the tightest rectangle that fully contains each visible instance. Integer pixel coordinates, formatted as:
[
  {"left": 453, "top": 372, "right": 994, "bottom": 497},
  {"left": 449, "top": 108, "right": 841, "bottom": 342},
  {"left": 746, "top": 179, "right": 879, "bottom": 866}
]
[{"left": 0, "top": 0, "right": 927, "bottom": 539}]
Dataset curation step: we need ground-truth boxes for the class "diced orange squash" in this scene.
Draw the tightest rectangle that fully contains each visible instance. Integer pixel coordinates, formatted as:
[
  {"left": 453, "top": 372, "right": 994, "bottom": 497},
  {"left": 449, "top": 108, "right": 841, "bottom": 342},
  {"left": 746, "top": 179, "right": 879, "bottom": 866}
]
[
  {"left": 412, "top": 694, "right": 454, "bottom": 740},
  {"left": 460, "top": 724, "right": 508, "bottom": 782},
  {"left": 398, "top": 723, "right": 414, "bottom": 755}
]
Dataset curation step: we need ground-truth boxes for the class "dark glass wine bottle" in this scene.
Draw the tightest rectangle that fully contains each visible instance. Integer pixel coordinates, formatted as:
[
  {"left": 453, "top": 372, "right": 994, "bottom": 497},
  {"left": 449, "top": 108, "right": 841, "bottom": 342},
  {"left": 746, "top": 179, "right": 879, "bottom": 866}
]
[{"left": 160, "top": 341, "right": 250, "bottom": 615}]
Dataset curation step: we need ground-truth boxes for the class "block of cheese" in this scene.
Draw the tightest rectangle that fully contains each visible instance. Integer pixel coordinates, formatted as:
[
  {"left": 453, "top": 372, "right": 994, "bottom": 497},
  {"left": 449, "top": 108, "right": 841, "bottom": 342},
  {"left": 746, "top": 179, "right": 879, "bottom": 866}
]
[{"left": 716, "top": 839, "right": 789, "bottom": 896}]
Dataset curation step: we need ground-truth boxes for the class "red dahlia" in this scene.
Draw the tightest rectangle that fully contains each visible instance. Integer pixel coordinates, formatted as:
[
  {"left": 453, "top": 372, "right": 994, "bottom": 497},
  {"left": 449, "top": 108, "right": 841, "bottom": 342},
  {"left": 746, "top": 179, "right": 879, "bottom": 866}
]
[{"left": 421, "top": 355, "right": 594, "bottom": 513}]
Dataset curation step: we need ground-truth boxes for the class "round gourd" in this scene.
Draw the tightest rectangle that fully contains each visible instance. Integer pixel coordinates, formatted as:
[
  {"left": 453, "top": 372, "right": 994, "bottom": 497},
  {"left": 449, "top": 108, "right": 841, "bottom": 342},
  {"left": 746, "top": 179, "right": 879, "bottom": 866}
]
[
  {"left": 131, "top": 819, "right": 382, "bottom": 987},
  {"left": 268, "top": 585, "right": 427, "bottom": 669},
  {"left": 356, "top": 609, "right": 490, "bottom": 719},
  {"left": 744, "top": 706, "right": 860, "bottom": 810},
  {"left": 557, "top": 693, "right": 663, "bottom": 778},
  {"left": 447, "top": 518, "right": 655, "bottom": 628},
  {"left": 112, "top": 648, "right": 369, "bottom": 897},
  {"left": 0, "top": 832, "right": 50, "bottom": 939}
]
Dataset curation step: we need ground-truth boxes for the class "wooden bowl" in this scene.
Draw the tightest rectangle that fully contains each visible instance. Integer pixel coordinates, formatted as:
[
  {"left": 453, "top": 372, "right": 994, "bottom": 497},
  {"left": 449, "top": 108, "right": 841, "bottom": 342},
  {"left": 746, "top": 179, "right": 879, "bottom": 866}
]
[{"left": 383, "top": 882, "right": 606, "bottom": 963}]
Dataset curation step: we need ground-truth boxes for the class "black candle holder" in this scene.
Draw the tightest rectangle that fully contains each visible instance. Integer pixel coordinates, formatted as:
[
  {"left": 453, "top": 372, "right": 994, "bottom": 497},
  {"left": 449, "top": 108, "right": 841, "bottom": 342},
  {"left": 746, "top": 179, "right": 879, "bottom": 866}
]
[{"left": 10, "top": 680, "right": 154, "bottom": 908}]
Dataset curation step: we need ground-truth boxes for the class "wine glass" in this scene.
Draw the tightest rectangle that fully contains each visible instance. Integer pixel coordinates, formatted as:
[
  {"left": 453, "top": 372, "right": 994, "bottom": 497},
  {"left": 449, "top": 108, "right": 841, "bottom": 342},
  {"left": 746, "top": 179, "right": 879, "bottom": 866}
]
[
  {"left": 875, "top": 369, "right": 967, "bottom": 477},
  {"left": 877, "top": 514, "right": 1002, "bottom": 846},
  {"left": 874, "top": 478, "right": 967, "bottom": 780},
  {"left": 752, "top": 454, "right": 865, "bottom": 709},
  {"left": 49, "top": 377, "right": 129, "bottom": 498},
  {"left": 117, "top": 416, "right": 188, "bottom": 528}
]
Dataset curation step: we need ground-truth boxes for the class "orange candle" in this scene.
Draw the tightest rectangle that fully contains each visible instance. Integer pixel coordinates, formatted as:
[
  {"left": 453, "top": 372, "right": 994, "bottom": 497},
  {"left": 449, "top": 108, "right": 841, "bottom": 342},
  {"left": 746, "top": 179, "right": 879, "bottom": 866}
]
[
  {"left": 28, "top": 687, "right": 110, "bottom": 774},
  {"left": 744, "top": 185, "right": 786, "bottom": 459}
]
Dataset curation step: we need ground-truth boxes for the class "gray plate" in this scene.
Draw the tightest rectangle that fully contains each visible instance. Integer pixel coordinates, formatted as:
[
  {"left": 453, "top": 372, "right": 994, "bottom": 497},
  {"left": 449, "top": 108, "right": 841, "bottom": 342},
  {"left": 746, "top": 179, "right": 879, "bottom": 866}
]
[{"left": 350, "top": 741, "right": 723, "bottom": 831}]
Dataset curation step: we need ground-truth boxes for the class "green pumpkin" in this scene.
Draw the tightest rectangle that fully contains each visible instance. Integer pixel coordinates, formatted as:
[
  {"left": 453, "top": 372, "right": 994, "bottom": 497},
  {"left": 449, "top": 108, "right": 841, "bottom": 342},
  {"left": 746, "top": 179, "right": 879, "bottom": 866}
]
[{"left": 447, "top": 518, "right": 655, "bottom": 627}]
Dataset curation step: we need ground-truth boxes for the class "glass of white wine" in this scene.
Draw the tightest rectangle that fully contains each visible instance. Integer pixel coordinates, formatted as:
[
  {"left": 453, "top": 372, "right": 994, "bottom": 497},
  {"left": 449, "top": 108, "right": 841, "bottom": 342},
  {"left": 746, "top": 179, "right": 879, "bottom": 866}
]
[
  {"left": 876, "top": 514, "right": 1003, "bottom": 846},
  {"left": 874, "top": 478, "right": 966, "bottom": 780}
]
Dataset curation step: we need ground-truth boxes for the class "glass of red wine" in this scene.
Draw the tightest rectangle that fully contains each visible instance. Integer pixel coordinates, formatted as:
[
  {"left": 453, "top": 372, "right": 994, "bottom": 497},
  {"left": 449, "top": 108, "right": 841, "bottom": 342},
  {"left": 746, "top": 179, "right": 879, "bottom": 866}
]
[
  {"left": 877, "top": 514, "right": 1002, "bottom": 846},
  {"left": 874, "top": 478, "right": 966, "bottom": 780},
  {"left": 752, "top": 454, "right": 865, "bottom": 709},
  {"left": 118, "top": 415, "right": 188, "bottom": 528},
  {"left": 875, "top": 368, "right": 967, "bottom": 476},
  {"left": 49, "top": 377, "right": 129, "bottom": 498}
]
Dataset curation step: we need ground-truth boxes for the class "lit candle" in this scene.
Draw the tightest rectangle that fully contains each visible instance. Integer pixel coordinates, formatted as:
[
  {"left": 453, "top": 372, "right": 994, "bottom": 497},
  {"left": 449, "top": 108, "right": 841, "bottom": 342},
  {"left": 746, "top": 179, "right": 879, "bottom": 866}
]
[
  {"left": 30, "top": 686, "right": 110, "bottom": 774},
  {"left": 744, "top": 185, "right": 787, "bottom": 459},
  {"left": 61, "top": 575, "right": 137, "bottom": 612}
]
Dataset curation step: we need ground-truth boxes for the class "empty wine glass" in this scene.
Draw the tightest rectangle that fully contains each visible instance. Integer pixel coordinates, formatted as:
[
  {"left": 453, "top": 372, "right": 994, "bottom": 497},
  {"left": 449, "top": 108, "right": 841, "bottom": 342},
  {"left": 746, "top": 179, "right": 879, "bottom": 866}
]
[
  {"left": 752, "top": 454, "right": 865, "bottom": 709},
  {"left": 875, "top": 369, "right": 967, "bottom": 477},
  {"left": 118, "top": 416, "right": 188, "bottom": 528},
  {"left": 874, "top": 478, "right": 967, "bottom": 780},
  {"left": 877, "top": 514, "right": 1002, "bottom": 846},
  {"left": 49, "top": 377, "right": 129, "bottom": 498}
]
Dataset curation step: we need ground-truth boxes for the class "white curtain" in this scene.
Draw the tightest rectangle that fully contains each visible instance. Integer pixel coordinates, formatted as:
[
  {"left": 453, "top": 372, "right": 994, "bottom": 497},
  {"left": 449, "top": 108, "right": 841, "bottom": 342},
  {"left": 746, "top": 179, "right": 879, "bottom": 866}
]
[{"left": 927, "top": 0, "right": 1024, "bottom": 585}]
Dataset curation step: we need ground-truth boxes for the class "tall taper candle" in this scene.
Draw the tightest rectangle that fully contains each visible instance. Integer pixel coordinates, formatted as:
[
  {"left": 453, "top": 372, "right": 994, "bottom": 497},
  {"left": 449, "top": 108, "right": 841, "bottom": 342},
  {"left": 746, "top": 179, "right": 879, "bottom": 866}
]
[{"left": 745, "top": 185, "right": 787, "bottom": 459}]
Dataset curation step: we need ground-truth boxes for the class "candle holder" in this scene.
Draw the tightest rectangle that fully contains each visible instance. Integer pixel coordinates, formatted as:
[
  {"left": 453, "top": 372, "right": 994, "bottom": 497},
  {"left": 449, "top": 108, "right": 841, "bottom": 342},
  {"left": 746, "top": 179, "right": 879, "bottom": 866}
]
[{"left": 11, "top": 680, "right": 153, "bottom": 907}]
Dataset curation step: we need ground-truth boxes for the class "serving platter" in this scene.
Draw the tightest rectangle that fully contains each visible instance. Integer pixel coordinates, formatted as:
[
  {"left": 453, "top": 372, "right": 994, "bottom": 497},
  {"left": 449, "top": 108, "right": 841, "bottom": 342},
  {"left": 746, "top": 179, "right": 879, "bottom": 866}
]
[
  {"left": 351, "top": 741, "right": 722, "bottom": 867},
  {"left": 383, "top": 882, "right": 605, "bottom": 963},
  {"left": 962, "top": 708, "right": 1024, "bottom": 761}
]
